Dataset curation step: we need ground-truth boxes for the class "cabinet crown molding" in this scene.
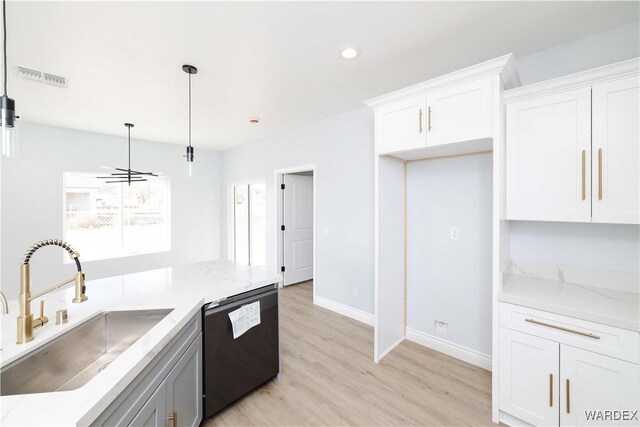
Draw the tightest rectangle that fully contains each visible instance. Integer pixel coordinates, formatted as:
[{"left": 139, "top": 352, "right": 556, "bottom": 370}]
[
  {"left": 364, "top": 53, "right": 519, "bottom": 108},
  {"left": 504, "top": 57, "right": 640, "bottom": 103}
]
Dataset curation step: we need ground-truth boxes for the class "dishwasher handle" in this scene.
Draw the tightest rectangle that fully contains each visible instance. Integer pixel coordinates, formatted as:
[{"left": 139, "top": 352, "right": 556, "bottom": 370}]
[{"left": 205, "top": 287, "right": 278, "bottom": 315}]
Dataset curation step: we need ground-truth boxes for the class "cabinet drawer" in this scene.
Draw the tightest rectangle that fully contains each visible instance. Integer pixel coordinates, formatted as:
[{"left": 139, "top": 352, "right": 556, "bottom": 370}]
[{"left": 500, "top": 302, "right": 639, "bottom": 364}]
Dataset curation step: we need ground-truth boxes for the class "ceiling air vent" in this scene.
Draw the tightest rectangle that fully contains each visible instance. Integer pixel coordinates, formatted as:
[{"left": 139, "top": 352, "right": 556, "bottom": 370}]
[{"left": 17, "top": 66, "right": 68, "bottom": 87}]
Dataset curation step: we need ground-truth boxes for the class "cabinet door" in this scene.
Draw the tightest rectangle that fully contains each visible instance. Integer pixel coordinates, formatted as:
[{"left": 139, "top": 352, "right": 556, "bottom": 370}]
[
  {"left": 425, "top": 77, "right": 492, "bottom": 146},
  {"left": 592, "top": 76, "right": 640, "bottom": 224},
  {"left": 165, "top": 334, "right": 203, "bottom": 427},
  {"left": 506, "top": 88, "right": 592, "bottom": 221},
  {"left": 499, "top": 328, "right": 559, "bottom": 426},
  {"left": 560, "top": 345, "right": 640, "bottom": 427},
  {"left": 129, "top": 383, "right": 166, "bottom": 427},
  {"left": 375, "top": 94, "right": 427, "bottom": 154}
]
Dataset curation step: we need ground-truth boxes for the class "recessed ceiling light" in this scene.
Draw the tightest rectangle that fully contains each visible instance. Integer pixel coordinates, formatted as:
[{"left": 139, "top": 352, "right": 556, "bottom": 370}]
[
  {"left": 340, "top": 46, "right": 359, "bottom": 59},
  {"left": 249, "top": 117, "right": 260, "bottom": 125}
]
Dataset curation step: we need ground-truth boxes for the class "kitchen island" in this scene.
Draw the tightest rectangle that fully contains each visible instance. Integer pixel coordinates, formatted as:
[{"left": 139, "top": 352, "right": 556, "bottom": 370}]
[{"left": 0, "top": 261, "right": 280, "bottom": 426}]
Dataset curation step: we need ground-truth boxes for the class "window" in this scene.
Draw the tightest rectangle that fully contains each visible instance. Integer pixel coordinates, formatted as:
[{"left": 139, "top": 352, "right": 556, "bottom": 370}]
[
  {"left": 63, "top": 172, "right": 170, "bottom": 261},
  {"left": 233, "top": 183, "right": 265, "bottom": 266}
]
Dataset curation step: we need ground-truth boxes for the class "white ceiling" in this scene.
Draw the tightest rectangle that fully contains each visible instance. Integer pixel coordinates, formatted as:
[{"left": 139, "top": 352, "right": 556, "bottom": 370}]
[{"left": 6, "top": 1, "right": 639, "bottom": 150}]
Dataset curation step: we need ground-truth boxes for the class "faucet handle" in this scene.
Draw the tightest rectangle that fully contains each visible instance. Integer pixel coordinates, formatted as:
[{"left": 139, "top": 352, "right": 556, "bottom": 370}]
[{"left": 33, "top": 300, "right": 49, "bottom": 329}]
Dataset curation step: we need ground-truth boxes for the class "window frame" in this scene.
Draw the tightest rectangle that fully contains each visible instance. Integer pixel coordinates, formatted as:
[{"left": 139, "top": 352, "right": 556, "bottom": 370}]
[{"left": 229, "top": 180, "right": 266, "bottom": 267}]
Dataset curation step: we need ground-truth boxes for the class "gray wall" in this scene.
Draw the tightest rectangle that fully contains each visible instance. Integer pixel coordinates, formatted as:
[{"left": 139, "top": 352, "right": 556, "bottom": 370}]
[
  {"left": 222, "top": 108, "right": 375, "bottom": 313},
  {"left": 1, "top": 123, "right": 223, "bottom": 300},
  {"left": 517, "top": 20, "right": 640, "bottom": 85}
]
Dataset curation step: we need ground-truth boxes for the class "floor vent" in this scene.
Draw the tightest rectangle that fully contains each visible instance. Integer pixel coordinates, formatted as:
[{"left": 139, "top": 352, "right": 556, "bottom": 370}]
[{"left": 17, "top": 66, "right": 68, "bottom": 87}]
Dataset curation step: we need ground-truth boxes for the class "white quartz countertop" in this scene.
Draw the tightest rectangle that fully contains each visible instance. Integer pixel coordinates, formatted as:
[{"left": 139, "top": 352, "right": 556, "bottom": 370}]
[
  {"left": 0, "top": 260, "right": 281, "bottom": 427},
  {"left": 499, "top": 273, "right": 639, "bottom": 332}
]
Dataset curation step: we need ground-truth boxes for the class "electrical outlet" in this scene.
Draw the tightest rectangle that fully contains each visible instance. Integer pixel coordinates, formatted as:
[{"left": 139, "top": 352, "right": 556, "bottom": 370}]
[
  {"left": 435, "top": 320, "right": 448, "bottom": 335},
  {"left": 351, "top": 287, "right": 358, "bottom": 298},
  {"left": 450, "top": 227, "right": 460, "bottom": 241}
]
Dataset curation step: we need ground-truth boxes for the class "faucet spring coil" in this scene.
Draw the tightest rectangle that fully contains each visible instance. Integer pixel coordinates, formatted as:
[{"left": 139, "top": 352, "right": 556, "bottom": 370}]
[{"left": 23, "top": 239, "right": 78, "bottom": 265}]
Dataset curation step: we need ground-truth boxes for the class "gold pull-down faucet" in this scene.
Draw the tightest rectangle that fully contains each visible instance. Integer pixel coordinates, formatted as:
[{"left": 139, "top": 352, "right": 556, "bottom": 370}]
[{"left": 17, "top": 239, "right": 88, "bottom": 344}]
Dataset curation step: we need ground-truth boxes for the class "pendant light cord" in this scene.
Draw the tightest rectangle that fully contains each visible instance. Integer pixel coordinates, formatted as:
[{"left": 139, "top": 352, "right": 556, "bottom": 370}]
[
  {"left": 3, "top": 0, "right": 7, "bottom": 96},
  {"left": 188, "top": 72, "right": 192, "bottom": 148}
]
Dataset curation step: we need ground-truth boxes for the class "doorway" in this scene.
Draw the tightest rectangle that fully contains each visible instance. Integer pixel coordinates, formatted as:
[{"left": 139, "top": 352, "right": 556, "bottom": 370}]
[{"left": 276, "top": 167, "right": 315, "bottom": 287}]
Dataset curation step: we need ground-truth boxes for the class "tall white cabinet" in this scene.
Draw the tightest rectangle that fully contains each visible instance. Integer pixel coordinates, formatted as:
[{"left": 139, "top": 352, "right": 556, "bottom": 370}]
[
  {"left": 365, "top": 55, "right": 520, "bottom": 369},
  {"left": 499, "top": 59, "right": 640, "bottom": 427}
]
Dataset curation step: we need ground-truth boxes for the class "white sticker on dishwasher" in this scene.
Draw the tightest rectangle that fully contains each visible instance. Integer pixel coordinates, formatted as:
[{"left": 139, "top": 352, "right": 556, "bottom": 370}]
[{"left": 228, "top": 301, "right": 261, "bottom": 339}]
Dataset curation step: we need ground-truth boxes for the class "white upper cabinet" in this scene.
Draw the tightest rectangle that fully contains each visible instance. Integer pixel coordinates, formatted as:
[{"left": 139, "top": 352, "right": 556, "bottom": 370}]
[
  {"left": 504, "top": 58, "right": 640, "bottom": 224},
  {"left": 426, "top": 77, "right": 492, "bottom": 146},
  {"left": 506, "top": 88, "right": 592, "bottom": 222},
  {"left": 366, "top": 54, "right": 519, "bottom": 158},
  {"left": 592, "top": 76, "right": 640, "bottom": 224},
  {"left": 375, "top": 94, "right": 427, "bottom": 154}
]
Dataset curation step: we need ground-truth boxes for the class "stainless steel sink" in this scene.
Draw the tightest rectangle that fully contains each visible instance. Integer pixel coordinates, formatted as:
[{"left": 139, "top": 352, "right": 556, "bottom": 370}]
[{"left": 0, "top": 309, "right": 173, "bottom": 396}]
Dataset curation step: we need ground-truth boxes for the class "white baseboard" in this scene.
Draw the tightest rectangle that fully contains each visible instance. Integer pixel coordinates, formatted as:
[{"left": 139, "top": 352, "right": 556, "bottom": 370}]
[
  {"left": 313, "top": 295, "right": 374, "bottom": 326},
  {"left": 405, "top": 327, "right": 492, "bottom": 371}
]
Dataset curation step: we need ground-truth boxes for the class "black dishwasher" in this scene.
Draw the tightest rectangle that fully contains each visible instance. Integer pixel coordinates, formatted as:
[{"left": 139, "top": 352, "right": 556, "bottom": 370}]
[{"left": 202, "top": 284, "right": 279, "bottom": 418}]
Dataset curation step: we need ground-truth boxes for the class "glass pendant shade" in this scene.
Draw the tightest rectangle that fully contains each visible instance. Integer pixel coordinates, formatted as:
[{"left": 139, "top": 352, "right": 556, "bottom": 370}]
[{"left": 1, "top": 95, "right": 20, "bottom": 157}]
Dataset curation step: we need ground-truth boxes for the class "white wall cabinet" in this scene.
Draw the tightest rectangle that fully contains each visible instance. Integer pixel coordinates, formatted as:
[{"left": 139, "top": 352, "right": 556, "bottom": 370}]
[
  {"left": 505, "top": 88, "right": 592, "bottom": 222},
  {"left": 375, "top": 94, "right": 427, "bottom": 154},
  {"left": 592, "top": 76, "right": 640, "bottom": 224},
  {"left": 426, "top": 77, "right": 493, "bottom": 146},
  {"left": 499, "top": 303, "right": 640, "bottom": 427},
  {"left": 505, "top": 61, "right": 640, "bottom": 224}
]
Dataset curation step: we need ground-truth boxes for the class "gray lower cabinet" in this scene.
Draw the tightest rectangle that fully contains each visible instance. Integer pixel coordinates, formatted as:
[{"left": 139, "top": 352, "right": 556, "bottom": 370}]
[
  {"left": 129, "top": 335, "right": 203, "bottom": 427},
  {"left": 91, "top": 313, "right": 202, "bottom": 427}
]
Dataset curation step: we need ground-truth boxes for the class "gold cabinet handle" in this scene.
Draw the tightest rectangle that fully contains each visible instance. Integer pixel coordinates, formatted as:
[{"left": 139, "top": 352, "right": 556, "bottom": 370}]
[
  {"left": 581, "top": 150, "right": 586, "bottom": 200},
  {"left": 549, "top": 373, "right": 553, "bottom": 407},
  {"left": 419, "top": 109, "right": 423, "bottom": 133},
  {"left": 566, "top": 379, "right": 570, "bottom": 413},
  {"left": 598, "top": 148, "right": 603, "bottom": 200},
  {"left": 525, "top": 318, "right": 600, "bottom": 339},
  {"left": 168, "top": 410, "right": 177, "bottom": 427},
  {"left": 427, "top": 106, "right": 432, "bottom": 131}
]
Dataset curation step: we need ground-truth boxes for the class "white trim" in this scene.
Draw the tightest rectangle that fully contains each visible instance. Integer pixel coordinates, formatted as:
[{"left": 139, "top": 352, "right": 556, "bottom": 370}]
[
  {"left": 364, "top": 54, "right": 518, "bottom": 108},
  {"left": 405, "top": 327, "right": 492, "bottom": 371},
  {"left": 274, "top": 164, "right": 317, "bottom": 299},
  {"left": 314, "top": 295, "right": 375, "bottom": 327},
  {"left": 504, "top": 57, "right": 640, "bottom": 103}
]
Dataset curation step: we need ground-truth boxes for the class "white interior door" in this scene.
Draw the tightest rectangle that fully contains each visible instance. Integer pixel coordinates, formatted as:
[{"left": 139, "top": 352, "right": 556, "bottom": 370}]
[{"left": 283, "top": 174, "right": 313, "bottom": 286}]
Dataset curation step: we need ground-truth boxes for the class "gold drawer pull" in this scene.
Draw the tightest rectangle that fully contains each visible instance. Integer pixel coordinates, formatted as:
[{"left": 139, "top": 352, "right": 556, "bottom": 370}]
[
  {"left": 549, "top": 373, "right": 553, "bottom": 407},
  {"left": 525, "top": 318, "right": 600, "bottom": 339},
  {"left": 419, "top": 109, "right": 423, "bottom": 133},
  {"left": 427, "top": 106, "right": 432, "bottom": 131}
]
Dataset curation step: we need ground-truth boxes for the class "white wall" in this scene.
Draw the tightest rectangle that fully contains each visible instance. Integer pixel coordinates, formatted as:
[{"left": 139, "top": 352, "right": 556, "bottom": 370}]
[
  {"left": 517, "top": 21, "right": 640, "bottom": 85},
  {"left": 222, "top": 108, "right": 375, "bottom": 314},
  {"left": 406, "top": 154, "right": 493, "bottom": 355},
  {"left": 1, "top": 122, "right": 223, "bottom": 300}
]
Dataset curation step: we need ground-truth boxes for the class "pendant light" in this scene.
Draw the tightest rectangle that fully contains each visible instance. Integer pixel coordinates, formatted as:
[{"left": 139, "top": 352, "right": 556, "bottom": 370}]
[
  {"left": 1, "top": 0, "right": 19, "bottom": 157},
  {"left": 98, "top": 123, "right": 157, "bottom": 186},
  {"left": 182, "top": 64, "right": 197, "bottom": 177}
]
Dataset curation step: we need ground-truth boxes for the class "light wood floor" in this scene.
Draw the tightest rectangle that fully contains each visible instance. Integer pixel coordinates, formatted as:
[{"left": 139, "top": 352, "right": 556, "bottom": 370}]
[{"left": 205, "top": 281, "right": 494, "bottom": 426}]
